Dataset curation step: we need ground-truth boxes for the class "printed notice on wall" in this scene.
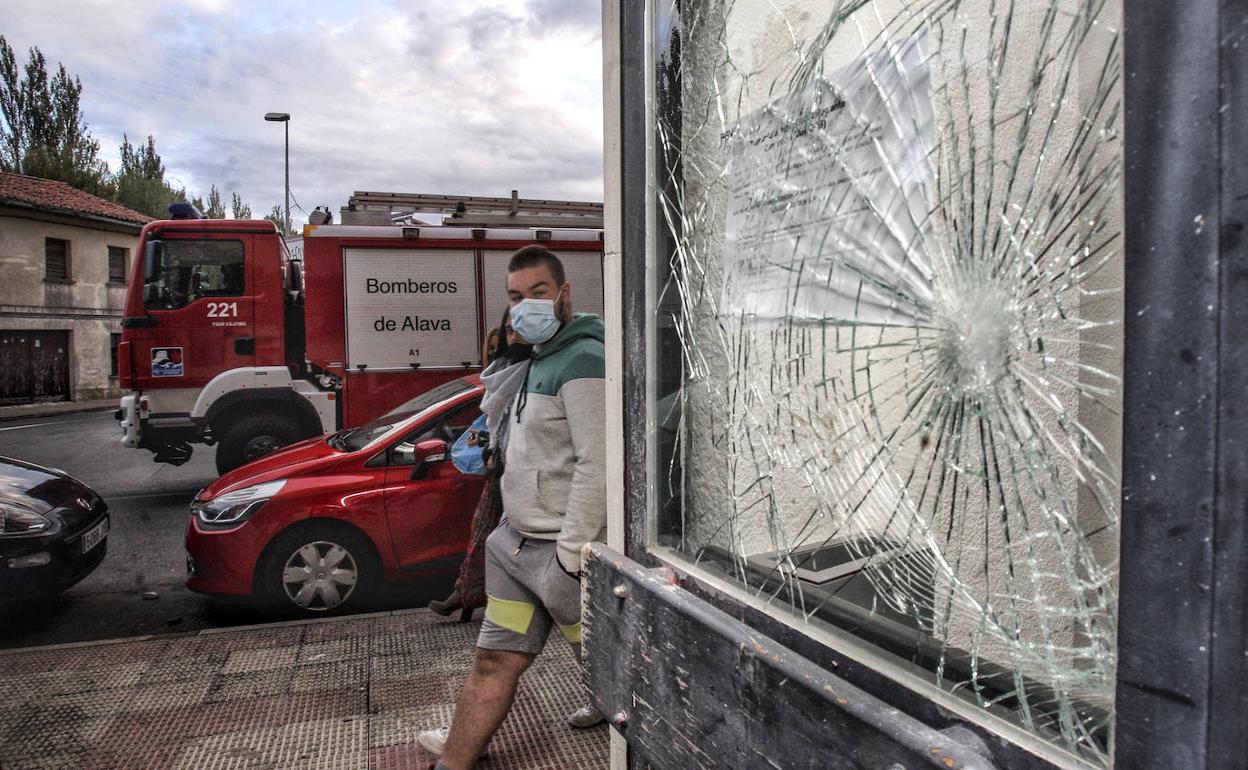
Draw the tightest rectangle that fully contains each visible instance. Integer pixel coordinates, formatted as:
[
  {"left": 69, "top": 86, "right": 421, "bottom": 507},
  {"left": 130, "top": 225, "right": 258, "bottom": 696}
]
[
  {"left": 720, "top": 31, "right": 935, "bottom": 327},
  {"left": 343, "top": 249, "right": 480, "bottom": 370}
]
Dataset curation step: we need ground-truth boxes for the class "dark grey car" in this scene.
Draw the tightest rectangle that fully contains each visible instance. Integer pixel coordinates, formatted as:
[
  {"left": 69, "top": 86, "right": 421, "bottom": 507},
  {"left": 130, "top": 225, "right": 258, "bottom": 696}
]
[{"left": 0, "top": 456, "right": 109, "bottom": 610}]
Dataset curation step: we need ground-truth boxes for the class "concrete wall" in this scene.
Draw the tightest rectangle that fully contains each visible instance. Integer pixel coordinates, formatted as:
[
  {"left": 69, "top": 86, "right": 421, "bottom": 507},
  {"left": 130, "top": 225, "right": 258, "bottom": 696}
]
[{"left": 0, "top": 211, "right": 140, "bottom": 401}]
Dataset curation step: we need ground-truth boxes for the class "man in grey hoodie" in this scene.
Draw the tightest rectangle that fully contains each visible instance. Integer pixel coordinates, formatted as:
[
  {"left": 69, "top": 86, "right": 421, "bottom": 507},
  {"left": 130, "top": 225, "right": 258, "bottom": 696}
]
[{"left": 419, "top": 246, "right": 606, "bottom": 770}]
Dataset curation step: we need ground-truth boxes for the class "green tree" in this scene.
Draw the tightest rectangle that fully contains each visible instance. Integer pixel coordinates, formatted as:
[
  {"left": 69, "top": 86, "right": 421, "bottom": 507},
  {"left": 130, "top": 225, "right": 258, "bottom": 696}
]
[
  {"left": 189, "top": 184, "right": 226, "bottom": 218},
  {"left": 231, "top": 190, "right": 251, "bottom": 219},
  {"left": 0, "top": 36, "right": 110, "bottom": 195},
  {"left": 204, "top": 185, "right": 225, "bottom": 219},
  {"left": 263, "top": 204, "right": 287, "bottom": 235},
  {"left": 113, "top": 134, "right": 184, "bottom": 218}
]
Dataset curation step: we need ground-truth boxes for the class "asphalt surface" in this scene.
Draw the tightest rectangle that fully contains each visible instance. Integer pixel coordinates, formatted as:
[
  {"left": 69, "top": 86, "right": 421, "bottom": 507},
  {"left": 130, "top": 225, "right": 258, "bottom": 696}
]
[{"left": 0, "top": 411, "right": 452, "bottom": 649}]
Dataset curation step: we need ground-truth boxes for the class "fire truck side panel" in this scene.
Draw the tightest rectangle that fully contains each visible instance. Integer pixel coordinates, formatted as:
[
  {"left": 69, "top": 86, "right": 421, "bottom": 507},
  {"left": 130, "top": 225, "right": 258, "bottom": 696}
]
[
  {"left": 302, "top": 231, "right": 604, "bottom": 430},
  {"left": 302, "top": 235, "right": 487, "bottom": 428},
  {"left": 301, "top": 232, "right": 347, "bottom": 385}
]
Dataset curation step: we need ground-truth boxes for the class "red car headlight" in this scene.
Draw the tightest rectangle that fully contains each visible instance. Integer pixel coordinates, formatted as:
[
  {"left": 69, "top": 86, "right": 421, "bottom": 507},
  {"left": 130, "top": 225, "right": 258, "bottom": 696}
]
[{"left": 192, "top": 479, "right": 287, "bottom": 531}]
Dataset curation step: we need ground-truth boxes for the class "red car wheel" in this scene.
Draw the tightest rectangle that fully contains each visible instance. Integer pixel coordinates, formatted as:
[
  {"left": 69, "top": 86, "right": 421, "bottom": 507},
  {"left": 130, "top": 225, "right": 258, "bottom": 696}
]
[{"left": 258, "top": 523, "right": 379, "bottom": 614}]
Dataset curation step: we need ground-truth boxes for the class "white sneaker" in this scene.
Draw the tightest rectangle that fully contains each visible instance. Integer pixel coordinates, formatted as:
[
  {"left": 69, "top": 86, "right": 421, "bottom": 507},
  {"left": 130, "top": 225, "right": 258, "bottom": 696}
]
[
  {"left": 416, "top": 727, "right": 448, "bottom": 757},
  {"left": 567, "top": 704, "right": 605, "bottom": 728},
  {"left": 416, "top": 727, "right": 488, "bottom": 759}
]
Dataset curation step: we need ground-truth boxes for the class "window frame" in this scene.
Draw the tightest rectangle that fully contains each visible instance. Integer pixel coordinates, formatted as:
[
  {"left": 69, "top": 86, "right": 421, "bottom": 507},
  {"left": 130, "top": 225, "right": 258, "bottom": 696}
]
[
  {"left": 109, "top": 332, "right": 121, "bottom": 378},
  {"left": 44, "top": 237, "right": 71, "bottom": 283},
  {"left": 108, "top": 246, "right": 128, "bottom": 285},
  {"left": 614, "top": 1, "right": 1247, "bottom": 768}
]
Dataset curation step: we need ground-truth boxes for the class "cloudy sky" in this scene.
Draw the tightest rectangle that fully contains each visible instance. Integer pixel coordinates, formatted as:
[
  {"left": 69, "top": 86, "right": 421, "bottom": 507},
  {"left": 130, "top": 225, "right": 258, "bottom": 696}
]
[{"left": 1, "top": 0, "right": 604, "bottom": 225}]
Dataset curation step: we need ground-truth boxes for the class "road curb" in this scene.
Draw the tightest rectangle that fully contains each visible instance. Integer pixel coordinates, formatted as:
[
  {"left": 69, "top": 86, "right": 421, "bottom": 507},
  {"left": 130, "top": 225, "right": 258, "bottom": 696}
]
[{"left": 0, "top": 403, "right": 116, "bottom": 424}]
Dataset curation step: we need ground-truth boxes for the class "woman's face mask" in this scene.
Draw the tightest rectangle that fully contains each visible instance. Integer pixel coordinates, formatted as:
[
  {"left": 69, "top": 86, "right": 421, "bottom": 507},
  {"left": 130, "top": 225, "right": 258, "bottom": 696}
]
[{"left": 510, "top": 287, "right": 565, "bottom": 344}]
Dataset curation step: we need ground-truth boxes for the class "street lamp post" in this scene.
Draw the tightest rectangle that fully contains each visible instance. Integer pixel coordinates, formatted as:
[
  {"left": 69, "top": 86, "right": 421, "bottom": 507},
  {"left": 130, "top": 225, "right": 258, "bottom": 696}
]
[{"left": 264, "top": 112, "right": 290, "bottom": 235}]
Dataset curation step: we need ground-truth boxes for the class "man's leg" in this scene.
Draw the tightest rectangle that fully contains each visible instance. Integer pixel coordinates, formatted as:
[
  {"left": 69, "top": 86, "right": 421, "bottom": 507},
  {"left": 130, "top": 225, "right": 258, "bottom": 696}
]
[
  {"left": 540, "top": 555, "right": 605, "bottom": 729},
  {"left": 428, "top": 524, "right": 551, "bottom": 768},
  {"left": 438, "top": 647, "right": 536, "bottom": 770}
]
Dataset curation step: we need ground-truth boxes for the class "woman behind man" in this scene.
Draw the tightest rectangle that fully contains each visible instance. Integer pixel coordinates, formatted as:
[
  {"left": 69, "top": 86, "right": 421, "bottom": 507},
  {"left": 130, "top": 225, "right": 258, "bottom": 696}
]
[{"left": 429, "top": 310, "right": 530, "bottom": 617}]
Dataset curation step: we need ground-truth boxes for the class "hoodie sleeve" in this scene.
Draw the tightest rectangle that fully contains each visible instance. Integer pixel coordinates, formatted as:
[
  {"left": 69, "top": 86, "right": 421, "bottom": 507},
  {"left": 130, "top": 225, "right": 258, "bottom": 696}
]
[{"left": 555, "top": 350, "right": 607, "bottom": 574}]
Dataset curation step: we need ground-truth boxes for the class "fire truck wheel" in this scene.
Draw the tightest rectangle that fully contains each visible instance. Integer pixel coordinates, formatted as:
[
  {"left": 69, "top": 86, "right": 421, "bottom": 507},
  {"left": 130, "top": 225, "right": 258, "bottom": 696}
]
[
  {"left": 258, "top": 523, "right": 380, "bottom": 615},
  {"left": 215, "top": 412, "right": 304, "bottom": 475}
]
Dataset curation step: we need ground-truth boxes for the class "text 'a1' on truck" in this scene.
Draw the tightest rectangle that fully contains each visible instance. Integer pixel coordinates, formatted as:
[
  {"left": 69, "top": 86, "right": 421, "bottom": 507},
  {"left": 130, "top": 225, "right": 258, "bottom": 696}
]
[{"left": 115, "top": 191, "right": 604, "bottom": 476}]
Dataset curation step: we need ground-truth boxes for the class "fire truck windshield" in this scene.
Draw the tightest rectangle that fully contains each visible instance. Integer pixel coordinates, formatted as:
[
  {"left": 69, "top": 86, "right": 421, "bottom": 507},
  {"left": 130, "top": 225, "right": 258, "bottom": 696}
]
[{"left": 143, "top": 239, "right": 246, "bottom": 310}]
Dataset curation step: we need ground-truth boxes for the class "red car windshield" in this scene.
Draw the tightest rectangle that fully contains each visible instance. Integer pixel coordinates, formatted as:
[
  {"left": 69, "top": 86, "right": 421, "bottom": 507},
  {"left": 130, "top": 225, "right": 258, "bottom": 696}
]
[{"left": 336, "top": 379, "right": 476, "bottom": 452}]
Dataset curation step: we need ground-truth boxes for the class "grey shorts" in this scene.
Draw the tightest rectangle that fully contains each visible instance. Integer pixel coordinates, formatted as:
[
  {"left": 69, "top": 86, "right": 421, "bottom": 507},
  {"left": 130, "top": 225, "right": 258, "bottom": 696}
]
[{"left": 477, "top": 522, "right": 583, "bottom": 655}]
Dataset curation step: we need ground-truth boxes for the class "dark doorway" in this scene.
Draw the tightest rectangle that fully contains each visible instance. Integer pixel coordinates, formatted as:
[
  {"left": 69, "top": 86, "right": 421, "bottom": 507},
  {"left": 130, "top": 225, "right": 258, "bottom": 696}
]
[{"left": 0, "top": 330, "right": 71, "bottom": 405}]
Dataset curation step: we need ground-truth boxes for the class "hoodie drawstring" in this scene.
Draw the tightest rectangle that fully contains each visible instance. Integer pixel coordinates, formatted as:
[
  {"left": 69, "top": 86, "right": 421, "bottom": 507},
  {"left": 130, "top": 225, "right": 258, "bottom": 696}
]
[{"left": 515, "top": 351, "right": 534, "bottom": 423}]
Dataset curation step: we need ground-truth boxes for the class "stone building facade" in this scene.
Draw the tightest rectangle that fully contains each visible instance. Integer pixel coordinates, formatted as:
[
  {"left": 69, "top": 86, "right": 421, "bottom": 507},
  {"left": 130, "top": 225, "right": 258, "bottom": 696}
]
[{"left": 0, "top": 172, "right": 151, "bottom": 403}]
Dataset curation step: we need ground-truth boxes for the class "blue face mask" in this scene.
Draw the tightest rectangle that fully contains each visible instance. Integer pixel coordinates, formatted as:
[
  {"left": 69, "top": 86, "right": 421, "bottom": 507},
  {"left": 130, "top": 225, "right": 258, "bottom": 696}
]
[{"left": 510, "top": 290, "right": 564, "bottom": 344}]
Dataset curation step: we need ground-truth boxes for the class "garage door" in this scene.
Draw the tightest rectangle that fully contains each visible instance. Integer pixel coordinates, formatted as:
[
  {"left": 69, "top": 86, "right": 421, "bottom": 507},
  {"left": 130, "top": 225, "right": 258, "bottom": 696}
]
[{"left": 0, "top": 330, "right": 70, "bottom": 405}]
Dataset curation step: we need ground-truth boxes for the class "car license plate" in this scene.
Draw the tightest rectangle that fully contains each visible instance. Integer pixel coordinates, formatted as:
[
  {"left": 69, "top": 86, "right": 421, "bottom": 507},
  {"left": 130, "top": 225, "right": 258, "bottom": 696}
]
[{"left": 81, "top": 519, "right": 108, "bottom": 554}]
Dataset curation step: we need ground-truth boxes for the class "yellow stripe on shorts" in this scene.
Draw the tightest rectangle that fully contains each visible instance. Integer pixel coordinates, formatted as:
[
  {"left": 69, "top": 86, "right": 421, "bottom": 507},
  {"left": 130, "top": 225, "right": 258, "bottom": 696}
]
[
  {"left": 485, "top": 594, "right": 536, "bottom": 635},
  {"left": 557, "top": 621, "right": 583, "bottom": 643}
]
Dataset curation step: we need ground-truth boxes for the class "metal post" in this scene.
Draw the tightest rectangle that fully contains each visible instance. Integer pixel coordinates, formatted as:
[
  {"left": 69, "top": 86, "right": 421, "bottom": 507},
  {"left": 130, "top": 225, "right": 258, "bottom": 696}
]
[
  {"left": 283, "top": 120, "right": 290, "bottom": 236},
  {"left": 264, "top": 112, "right": 292, "bottom": 234}
]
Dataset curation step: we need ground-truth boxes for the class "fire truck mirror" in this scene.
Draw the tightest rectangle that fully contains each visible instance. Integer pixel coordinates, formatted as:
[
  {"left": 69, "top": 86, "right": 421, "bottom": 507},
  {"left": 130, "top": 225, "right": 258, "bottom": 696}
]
[{"left": 143, "top": 240, "right": 164, "bottom": 284}]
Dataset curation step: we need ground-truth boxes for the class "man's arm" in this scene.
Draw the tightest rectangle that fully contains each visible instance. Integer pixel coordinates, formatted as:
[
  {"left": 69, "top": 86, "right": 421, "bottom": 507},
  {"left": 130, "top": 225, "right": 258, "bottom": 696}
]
[{"left": 556, "top": 371, "right": 606, "bottom": 575}]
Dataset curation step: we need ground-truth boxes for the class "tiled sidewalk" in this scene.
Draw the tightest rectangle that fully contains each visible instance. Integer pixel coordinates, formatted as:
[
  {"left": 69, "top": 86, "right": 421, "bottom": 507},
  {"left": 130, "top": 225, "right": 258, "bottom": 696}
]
[{"left": 0, "top": 610, "right": 608, "bottom": 769}]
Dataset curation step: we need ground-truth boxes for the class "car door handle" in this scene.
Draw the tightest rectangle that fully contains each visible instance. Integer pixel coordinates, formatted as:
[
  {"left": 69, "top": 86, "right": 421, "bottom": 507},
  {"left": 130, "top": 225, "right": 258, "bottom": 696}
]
[{"left": 234, "top": 336, "right": 255, "bottom": 355}]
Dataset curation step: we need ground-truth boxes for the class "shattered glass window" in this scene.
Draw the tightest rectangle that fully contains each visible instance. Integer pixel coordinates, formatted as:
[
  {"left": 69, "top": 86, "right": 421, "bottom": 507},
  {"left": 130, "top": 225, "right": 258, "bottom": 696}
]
[{"left": 646, "top": 0, "right": 1123, "bottom": 765}]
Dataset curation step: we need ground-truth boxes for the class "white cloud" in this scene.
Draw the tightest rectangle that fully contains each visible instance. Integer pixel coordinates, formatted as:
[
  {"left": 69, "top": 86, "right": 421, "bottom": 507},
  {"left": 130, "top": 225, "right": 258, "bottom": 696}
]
[{"left": 0, "top": 0, "right": 603, "bottom": 223}]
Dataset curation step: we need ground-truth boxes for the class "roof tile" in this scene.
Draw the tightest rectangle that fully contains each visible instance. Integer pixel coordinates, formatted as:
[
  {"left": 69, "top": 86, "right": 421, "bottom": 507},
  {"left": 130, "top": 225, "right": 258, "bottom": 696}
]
[{"left": 0, "top": 171, "right": 153, "bottom": 226}]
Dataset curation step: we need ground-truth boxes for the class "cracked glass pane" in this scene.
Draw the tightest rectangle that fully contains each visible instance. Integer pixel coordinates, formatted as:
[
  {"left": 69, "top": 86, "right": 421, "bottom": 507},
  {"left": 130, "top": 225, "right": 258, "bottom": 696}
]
[{"left": 647, "top": 0, "right": 1123, "bottom": 765}]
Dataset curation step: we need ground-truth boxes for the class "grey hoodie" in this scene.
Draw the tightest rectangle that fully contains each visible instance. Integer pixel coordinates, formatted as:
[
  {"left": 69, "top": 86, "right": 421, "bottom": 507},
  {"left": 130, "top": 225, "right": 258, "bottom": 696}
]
[{"left": 501, "top": 314, "right": 606, "bottom": 573}]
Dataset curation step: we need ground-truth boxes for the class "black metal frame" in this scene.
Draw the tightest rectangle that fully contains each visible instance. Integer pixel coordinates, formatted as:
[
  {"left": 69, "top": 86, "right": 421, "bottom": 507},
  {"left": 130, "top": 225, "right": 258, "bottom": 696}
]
[
  {"left": 615, "top": 0, "right": 1247, "bottom": 768},
  {"left": 1114, "top": 2, "right": 1248, "bottom": 767}
]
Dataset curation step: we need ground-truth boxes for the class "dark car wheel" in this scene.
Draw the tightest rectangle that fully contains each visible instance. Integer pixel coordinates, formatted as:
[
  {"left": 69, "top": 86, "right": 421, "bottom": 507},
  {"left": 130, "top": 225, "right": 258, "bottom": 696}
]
[
  {"left": 258, "top": 524, "right": 379, "bottom": 615},
  {"left": 215, "top": 413, "right": 304, "bottom": 475}
]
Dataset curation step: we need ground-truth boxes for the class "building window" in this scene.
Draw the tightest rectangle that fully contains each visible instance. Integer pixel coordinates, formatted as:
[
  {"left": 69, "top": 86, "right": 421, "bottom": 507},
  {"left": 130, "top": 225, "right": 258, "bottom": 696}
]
[
  {"left": 45, "top": 238, "right": 70, "bottom": 281},
  {"left": 645, "top": 2, "right": 1124, "bottom": 766},
  {"left": 108, "top": 246, "right": 128, "bottom": 284},
  {"left": 109, "top": 333, "right": 121, "bottom": 377}
]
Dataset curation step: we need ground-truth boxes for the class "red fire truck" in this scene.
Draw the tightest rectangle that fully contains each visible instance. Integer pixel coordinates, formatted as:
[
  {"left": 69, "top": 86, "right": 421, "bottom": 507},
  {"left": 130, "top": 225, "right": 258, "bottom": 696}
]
[{"left": 115, "top": 192, "right": 604, "bottom": 474}]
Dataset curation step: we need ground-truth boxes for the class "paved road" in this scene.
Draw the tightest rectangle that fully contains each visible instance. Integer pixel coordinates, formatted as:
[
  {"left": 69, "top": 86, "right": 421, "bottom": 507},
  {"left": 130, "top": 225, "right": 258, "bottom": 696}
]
[{"left": 0, "top": 412, "right": 452, "bottom": 649}]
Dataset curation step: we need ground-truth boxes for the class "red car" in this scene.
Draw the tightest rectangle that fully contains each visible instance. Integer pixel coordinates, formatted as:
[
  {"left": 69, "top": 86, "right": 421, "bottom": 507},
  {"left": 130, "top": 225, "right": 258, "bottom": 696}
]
[{"left": 186, "top": 377, "right": 484, "bottom": 614}]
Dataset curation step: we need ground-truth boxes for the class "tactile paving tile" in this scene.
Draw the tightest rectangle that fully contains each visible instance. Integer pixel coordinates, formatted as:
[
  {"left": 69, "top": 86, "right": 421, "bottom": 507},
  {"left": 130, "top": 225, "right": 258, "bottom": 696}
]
[
  {"left": 369, "top": 671, "right": 460, "bottom": 712},
  {"left": 24, "top": 660, "right": 151, "bottom": 696},
  {"left": 172, "top": 715, "right": 369, "bottom": 770},
  {"left": 122, "top": 677, "right": 216, "bottom": 712},
  {"left": 0, "top": 609, "right": 609, "bottom": 769},
  {"left": 136, "top": 651, "right": 231, "bottom": 685},
  {"left": 289, "top": 658, "right": 369, "bottom": 694},
  {"left": 369, "top": 703, "right": 455, "bottom": 750},
  {"left": 205, "top": 667, "right": 295, "bottom": 701},
  {"left": 220, "top": 645, "right": 302, "bottom": 674},
  {"left": 298, "top": 635, "right": 369, "bottom": 663},
  {"left": 301, "top": 615, "right": 373, "bottom": 643}
]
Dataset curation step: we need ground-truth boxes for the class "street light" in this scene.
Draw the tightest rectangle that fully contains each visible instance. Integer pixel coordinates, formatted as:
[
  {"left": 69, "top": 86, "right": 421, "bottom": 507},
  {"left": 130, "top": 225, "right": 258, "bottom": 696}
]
[{"left": 264, "top": 112, "right": 290, "bottom": 235}]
